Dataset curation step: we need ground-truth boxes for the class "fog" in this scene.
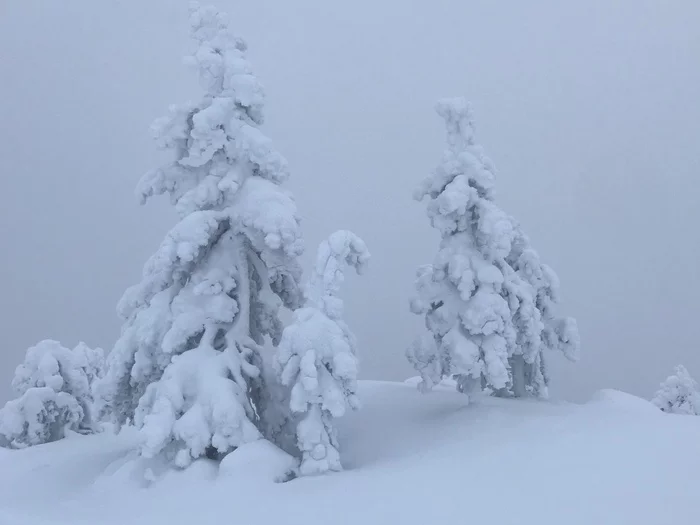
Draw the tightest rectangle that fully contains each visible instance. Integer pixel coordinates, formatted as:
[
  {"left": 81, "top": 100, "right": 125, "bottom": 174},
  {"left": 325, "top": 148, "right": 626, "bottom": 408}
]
[{"left": 1, "top": 0, "right": 699, "bottom": 403}]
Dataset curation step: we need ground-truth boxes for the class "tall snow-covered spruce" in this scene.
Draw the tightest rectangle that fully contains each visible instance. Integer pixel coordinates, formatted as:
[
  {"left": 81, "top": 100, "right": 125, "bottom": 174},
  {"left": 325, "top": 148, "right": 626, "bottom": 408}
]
[
  {"left": 407, "top": 98, "right": 579, "bottom": 400},
  {"left": 275, "top": 231, "right": 369, "bottom": 475},
  {"left": 97, "top": 4, "right": 303, "bottom": 467}
]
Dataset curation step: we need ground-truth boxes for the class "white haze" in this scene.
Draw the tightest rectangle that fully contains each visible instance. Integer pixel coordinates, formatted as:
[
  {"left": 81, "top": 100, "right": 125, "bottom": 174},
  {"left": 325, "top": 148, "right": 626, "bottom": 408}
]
[{"left": 1, "top": 0, "right": 699, "bottom": 402}]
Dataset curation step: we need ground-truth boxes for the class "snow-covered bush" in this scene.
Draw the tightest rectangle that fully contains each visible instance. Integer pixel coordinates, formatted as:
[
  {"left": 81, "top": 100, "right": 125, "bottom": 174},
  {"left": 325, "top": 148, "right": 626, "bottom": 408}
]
[
  {"left": 407, "top": 98, "right": 579, "bottom": 400},
  {"left": 0, "top": 340, "right": 105, "bottom": 448},
  {"left": 275, "top": 231, "right": 369, "bottom": 475},
  {"left": 96, "top": 3, "right": 303, "bottom": 467},
  {"left": 652, "top": 365, "right": 700, "bottom": 415}
]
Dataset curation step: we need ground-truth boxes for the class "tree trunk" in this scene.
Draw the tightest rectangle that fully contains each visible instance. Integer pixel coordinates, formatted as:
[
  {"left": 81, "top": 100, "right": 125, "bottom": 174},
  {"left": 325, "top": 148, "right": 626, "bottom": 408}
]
[{"left": 510, "top": 354, "right": 527, "bottom": 398}]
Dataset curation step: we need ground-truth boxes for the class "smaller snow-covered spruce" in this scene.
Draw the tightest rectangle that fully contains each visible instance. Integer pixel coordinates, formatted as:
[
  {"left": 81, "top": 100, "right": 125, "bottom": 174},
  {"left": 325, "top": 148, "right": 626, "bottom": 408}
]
[
  {"left": 0, "top": 340, "right": 105, "bottom": 448},
  {"left": 275, "top": 231, "right": 369, "bottom": 475},
  {"left": 95, "top": 3, "right": 303, "bottom": 468},
  {"left": 408, "top": 97, "right": 579, "bottom": 400},
  {"left": 652, "top": 365, "right": 700, "bottom": 415}
]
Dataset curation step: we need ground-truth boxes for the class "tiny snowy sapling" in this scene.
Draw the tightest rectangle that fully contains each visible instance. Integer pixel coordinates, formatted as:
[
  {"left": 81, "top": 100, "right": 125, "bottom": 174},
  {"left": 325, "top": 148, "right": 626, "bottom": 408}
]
[
  {"left": 96, "top": 3, "right": 304, "bottom": 467},
  {"left": 0, "top": 340, "right": 105, "bottom": 448},
  {"left": 407, "top": 98, "right": 579, "bottom": 400},
  {"left": 275, "top": 231, "right": 369, "bottom": 475},
  {"left": 651, "top": 365, "right": 700, "bottom": 415}
]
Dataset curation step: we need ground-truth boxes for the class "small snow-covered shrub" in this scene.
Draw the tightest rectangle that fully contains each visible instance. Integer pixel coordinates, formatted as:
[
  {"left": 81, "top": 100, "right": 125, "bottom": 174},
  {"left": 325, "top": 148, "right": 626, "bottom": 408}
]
[
  {"left": 652, "top": 365, "right": 700, "bottom": 415},
  {"left": 0, "top": 340, "right": 105, "bottom": 448},
  {"left": 275, "top": 231, "right": 369, "bottom": 475}
]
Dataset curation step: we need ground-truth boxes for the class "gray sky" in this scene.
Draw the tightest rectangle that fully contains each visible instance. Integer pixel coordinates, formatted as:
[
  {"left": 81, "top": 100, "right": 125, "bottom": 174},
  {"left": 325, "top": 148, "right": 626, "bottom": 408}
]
[{"left": 1, "top": 0, "right": 699, "bottom": 403}]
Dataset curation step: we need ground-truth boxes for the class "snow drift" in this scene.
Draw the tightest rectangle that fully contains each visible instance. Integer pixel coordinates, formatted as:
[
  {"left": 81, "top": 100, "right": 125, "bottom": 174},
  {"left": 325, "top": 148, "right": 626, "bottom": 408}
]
[{"left": 0, "top": 380, "right": 698, "bottom": 525}]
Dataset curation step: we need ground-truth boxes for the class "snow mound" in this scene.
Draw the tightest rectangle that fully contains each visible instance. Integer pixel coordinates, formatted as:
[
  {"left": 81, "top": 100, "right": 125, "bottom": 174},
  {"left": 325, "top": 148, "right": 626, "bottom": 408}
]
[
  {"left": 587, "top": 388, "right": 662, "bottom": 415},
  {"left": 1, "top": 380, "right": 699, "bottom": 525},
  {"left": 219, "top": 439, "right": 297, "bottom": 483},
  {"left": 404, "top": 375, "right": 458, "bottom": 391}
]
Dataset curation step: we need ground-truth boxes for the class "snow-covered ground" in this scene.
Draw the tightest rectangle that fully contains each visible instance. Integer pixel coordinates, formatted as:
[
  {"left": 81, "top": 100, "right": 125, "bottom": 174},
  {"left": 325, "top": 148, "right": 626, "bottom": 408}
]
[{"left": 1, "top": 380, "right": 698, "bottom": 525}]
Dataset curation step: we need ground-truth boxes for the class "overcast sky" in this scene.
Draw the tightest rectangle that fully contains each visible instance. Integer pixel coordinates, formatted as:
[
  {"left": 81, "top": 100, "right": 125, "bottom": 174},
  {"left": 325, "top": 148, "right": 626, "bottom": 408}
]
[{"left": 1, "top": 0, "right": 699, "bottom": 403}]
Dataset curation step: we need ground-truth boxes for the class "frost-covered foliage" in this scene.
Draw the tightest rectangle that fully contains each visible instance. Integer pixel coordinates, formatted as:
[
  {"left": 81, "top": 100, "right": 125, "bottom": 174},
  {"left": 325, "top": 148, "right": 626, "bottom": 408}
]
[
  {"left": 275, "top": 231, "right": 369, "bottom": 475},
  {"left": 651, "top": 365, "right": 700, "bottom": 415},
  {"left": 96, "top": 3, "right": 303, "bottom": 467},
  {"left": 73, "top": 341, "right": 106, "bottom": 388},
  {"left": 407, "top": 98, "right": 579, "bottom": 400},
  {"left": 0, "top": 340, "right": 105, "bottom": 448}
]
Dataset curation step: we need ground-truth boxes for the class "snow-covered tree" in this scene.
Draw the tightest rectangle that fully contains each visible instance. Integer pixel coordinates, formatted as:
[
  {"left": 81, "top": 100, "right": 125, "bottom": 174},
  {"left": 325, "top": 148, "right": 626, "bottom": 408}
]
[
  {"left": 0, "top": 340, "right": 104, "bottom": 448},
  {"left": 652, "top": 365, "right": 700, "bottom": 415},
  {"left": 275, "top": 231, "right": 369, "bottom": 475},
  {"left": 95, "top": 3, "right": 303, "bottom": 467},
  {"left": 407, "top": 98, "right": 579, "bottom": 400},
  {"left": 73, "top": 341, "right": 106, "bottom": 388}
]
